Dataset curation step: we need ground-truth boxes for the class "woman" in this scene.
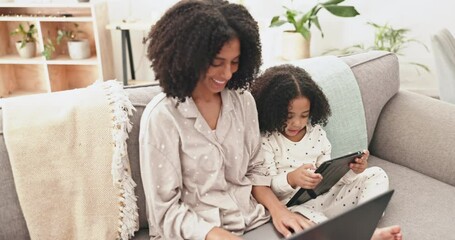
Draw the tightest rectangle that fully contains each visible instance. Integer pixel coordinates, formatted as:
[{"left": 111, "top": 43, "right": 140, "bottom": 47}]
[{"left": 139, "top": 0, "right": 311, "bottom": 239}]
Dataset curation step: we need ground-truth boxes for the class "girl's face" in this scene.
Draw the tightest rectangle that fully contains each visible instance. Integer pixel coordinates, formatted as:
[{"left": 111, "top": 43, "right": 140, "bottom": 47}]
[
  {"left": 283, "top": 96, "right": 311, "bottom": 142},
  {"left": 195, "top": 37, "right": 240, "bottom": 95}
]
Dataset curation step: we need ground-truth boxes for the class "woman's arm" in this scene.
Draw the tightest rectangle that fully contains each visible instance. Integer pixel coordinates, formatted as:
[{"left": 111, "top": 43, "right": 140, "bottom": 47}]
[
  {"left": 252, "top": 186, "right": 313, "bottom": 238},
  {"left": 139, "top": 102, "right": 215, "bottom": 240},
  {"left": 245, "top": 93, "right": 313, "bottom": 238}
]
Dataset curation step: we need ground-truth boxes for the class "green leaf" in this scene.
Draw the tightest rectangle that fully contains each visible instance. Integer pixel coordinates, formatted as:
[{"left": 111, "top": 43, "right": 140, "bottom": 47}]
[
  {"left": 271, "top": 16, "right": 280, "bottom": 24},
  {"left": 56, "top": 30, "right": 65, "bottom": 44},
  {"left": 18, "top": 24, "right": 25, "bottom": 34},
  {"left": 407, "top": 62, "right": 430, "bottom": 73},
  {"left": 311, "top": 16, "right": 323, "bottom": 37},
  {"left": 270, "top": 19, "right": 287, "bottom": 28},
  {"left": 324, "top": 5, "right": 359, "bottom": 17},
  {"left": 321, "top": 0, "right": 345, "bottom": 5},
  {"left": 270, "top": 16, "right": 287, "bottom": 27},
  {"left": 296, "top": 11, "right": 312, "bottom": 31},
  {"left": 286, "top": 10, "right": 297, "bottom": 25},
  {"left": 297, "top": 27, "right": 311, "bottom": 40}
]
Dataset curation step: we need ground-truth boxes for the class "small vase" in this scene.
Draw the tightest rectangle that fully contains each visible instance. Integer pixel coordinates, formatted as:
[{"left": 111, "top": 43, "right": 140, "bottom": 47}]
[
  {"left": 67, "top": 39, "right": 91, "bottom": 60},
  {"left": 281, "top": 31, "right": 311, "bottom": 60},
  {"left": 16, "top": 42, "right": 36, "bottom": 59}
]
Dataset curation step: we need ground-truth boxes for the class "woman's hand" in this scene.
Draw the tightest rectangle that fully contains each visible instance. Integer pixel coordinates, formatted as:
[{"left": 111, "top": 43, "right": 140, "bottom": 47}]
[
  {"left": 271, "top": 207, "right": 314, "bottom": 238},
  {"left": 287, "top": 163, "right": 323, "bottom": 189},
  {"left": 205, "top": 227, "right": 242, "bottom": 240},
  {"left": 350, "top": 150, "right": 369, "bottom": 174}
]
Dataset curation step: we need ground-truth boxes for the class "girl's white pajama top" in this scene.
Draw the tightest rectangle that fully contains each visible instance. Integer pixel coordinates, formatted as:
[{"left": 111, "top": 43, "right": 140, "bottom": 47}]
[{"left": 261, "top": 124, "right": 389, "bottom": 223}]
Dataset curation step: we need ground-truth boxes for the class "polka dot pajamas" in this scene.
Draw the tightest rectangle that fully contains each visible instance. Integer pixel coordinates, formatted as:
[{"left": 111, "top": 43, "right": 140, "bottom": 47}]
[{"left": 260, "top": 124, "right": 389, "bottom": 224}]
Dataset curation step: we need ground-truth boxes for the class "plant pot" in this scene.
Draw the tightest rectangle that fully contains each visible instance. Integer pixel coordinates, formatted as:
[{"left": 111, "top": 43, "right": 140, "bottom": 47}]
[
  {"left": 15, "top": 41, "right": 36, "bottom": 59},
  {"left": 281, "top": 31, "right": 311, "bottom": 60},
  {"left": 67, "top": 39, "right": 91, "bottom": 60}
]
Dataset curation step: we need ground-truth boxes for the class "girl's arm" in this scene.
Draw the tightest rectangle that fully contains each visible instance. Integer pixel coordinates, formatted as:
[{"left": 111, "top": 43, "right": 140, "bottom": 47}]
[{"left": 261, "top": 137, "right": 296, "bottom": 198}]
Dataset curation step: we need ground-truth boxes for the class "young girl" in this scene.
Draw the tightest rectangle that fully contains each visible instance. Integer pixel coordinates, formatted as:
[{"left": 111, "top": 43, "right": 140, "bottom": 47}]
[{"left": 251, "top": 64, "right": 402, "bottom": 240}]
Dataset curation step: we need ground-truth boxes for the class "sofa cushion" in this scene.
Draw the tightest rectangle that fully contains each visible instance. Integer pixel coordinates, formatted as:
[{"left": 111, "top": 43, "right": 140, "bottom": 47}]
[
  {"left": 370, "top": 156, "right": 455, "bottom": 240},
  {"left": 342, "top": 51, "right": 400, "bottom": 145}
]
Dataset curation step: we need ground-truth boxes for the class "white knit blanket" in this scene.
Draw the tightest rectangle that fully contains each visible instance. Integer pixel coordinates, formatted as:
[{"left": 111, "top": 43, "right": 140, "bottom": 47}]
[{"left": 2, "top": 80, "right": 138, "bottom": 239}]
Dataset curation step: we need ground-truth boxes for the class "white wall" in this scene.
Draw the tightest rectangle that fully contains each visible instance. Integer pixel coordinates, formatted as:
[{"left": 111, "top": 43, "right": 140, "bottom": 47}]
[{"left": 103, "top": 0, "right": 455, "bottom": 95}]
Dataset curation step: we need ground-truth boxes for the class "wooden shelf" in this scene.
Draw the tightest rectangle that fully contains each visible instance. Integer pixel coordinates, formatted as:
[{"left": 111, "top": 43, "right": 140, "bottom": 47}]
[
  {"left": 0, "top": 54, "right": 43, "bottom": 64},
  {"left": 0, "top": 16, "right": 93, "bottom": 22},
  {"left": 46, "top": 55, "right": 98, "bottom": 65},
  {"left": 1, "top": 89, "right": 48, "bottom": 99},
  {"left": 0, "top": 2, "right": 113, "bottom": 99}
]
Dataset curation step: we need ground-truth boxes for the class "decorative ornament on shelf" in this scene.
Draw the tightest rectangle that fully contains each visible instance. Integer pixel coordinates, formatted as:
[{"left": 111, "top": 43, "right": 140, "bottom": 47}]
[{"left": 270, "top": 0, "right": 359, "bottom": 60}]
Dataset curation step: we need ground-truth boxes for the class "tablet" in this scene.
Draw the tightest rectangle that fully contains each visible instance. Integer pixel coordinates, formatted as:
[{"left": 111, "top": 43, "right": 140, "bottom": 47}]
[{"left": 286, "top": 151, "right": 363, "bottom": 207}]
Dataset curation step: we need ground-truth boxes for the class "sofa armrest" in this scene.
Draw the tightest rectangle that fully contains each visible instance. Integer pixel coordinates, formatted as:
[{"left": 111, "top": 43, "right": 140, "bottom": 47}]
[{"left": 370, "top": 90, "right": 455, "bottom": 186}]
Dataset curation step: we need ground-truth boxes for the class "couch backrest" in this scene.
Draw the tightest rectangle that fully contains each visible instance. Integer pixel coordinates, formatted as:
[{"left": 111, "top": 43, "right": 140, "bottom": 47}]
[
  {"left": 0, "top": 111, "right": 30, "bottom": 238},
  {"left": 342, "top": 51, "right": 399, "bottom": 144},
  {"left": 0, "top": 51, "right": 400, "bottom": 236}
]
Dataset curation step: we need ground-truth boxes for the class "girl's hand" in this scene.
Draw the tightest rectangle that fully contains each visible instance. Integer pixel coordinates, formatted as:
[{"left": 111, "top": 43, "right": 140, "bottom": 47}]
[
  {"left": 350, "top": 150, "right": 369, "bottom": 174},
  {"left": 271, "top": 207, "right": 314, "bottom": 238},
  {"left": 287, "top": 164, "right": 323, "bottom": 189},
  {"left": 205, "top": 227, "right": 242, "bottom": 240}
]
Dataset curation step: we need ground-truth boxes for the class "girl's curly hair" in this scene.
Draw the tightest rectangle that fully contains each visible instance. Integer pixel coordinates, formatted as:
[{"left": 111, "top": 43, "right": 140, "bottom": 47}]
[
  {"left": 145, "top": 0, "right": 262, "bottom": 102},
  {"left": 250, "top": 64, "right": 331, "bottom": 134}
]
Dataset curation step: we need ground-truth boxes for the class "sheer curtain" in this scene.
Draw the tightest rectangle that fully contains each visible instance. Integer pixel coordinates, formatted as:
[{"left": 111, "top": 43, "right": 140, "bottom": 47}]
[{"left": 431, "top": 28, "right": 455, "bottom": 104}]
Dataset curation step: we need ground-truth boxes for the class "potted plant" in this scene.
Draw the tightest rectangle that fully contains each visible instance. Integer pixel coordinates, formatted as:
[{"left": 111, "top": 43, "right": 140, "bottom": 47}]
[
  {"left": 42, "top": 38, "right": 56, "bottom": 60},
  {"left": 40, "top": 31, "right": 56, "bottom": 60},
  {"left": 57, "top": 23, "right": 91, "bottom": 60},
  {"left": 323, "top": 22, "right": 430, "bottom": 73},
  {"left": 270, "top": 0, "right": 359, "bottom": 60},
  {"left": 10, "top": 23, "right": 37, "bottom": 58}
]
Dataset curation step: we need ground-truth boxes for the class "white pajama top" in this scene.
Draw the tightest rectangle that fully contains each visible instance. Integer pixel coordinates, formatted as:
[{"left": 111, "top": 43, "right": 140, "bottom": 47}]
[
  {"left": 139, "top": 89, "right": 271, "bottom": 240},
  {"left": 260, "top": 124, "right": 389, "bottom": 223},
  {"left": 261, "top": 124, "right": 358, "bottom": 202}
]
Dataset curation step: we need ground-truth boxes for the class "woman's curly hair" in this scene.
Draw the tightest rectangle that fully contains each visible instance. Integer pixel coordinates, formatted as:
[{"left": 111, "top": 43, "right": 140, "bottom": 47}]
[
  {"left": 145, "top": 0, "right": 262, "bottom": 102},
  {"left": 250, "top": 64, "right": 331, "bottom": 134}
]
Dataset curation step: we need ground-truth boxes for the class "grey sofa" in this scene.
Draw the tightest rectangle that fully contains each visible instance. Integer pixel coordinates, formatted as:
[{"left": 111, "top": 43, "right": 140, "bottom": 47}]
[{"left": 1, "top": 51, "right": 455, "bottom": 240}]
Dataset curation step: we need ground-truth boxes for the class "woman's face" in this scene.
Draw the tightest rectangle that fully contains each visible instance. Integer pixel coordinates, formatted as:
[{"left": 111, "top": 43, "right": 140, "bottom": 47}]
[
  {"left": 283, "top": 96, "right": 311, "bottom": 142},
  {"left": 197, "top": 37, "right": 240, "bottom": 94}
]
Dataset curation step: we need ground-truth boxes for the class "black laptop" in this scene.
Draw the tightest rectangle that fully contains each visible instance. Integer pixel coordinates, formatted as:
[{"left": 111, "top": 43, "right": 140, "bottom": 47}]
[{"left": 243, "top": 190, "right": 394, "bottom": 240}]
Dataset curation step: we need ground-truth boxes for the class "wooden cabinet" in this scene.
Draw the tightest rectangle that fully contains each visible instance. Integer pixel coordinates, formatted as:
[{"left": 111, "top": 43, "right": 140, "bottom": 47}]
[{"left": 0, "top": 2, "right": 113, "bottom": 99}]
